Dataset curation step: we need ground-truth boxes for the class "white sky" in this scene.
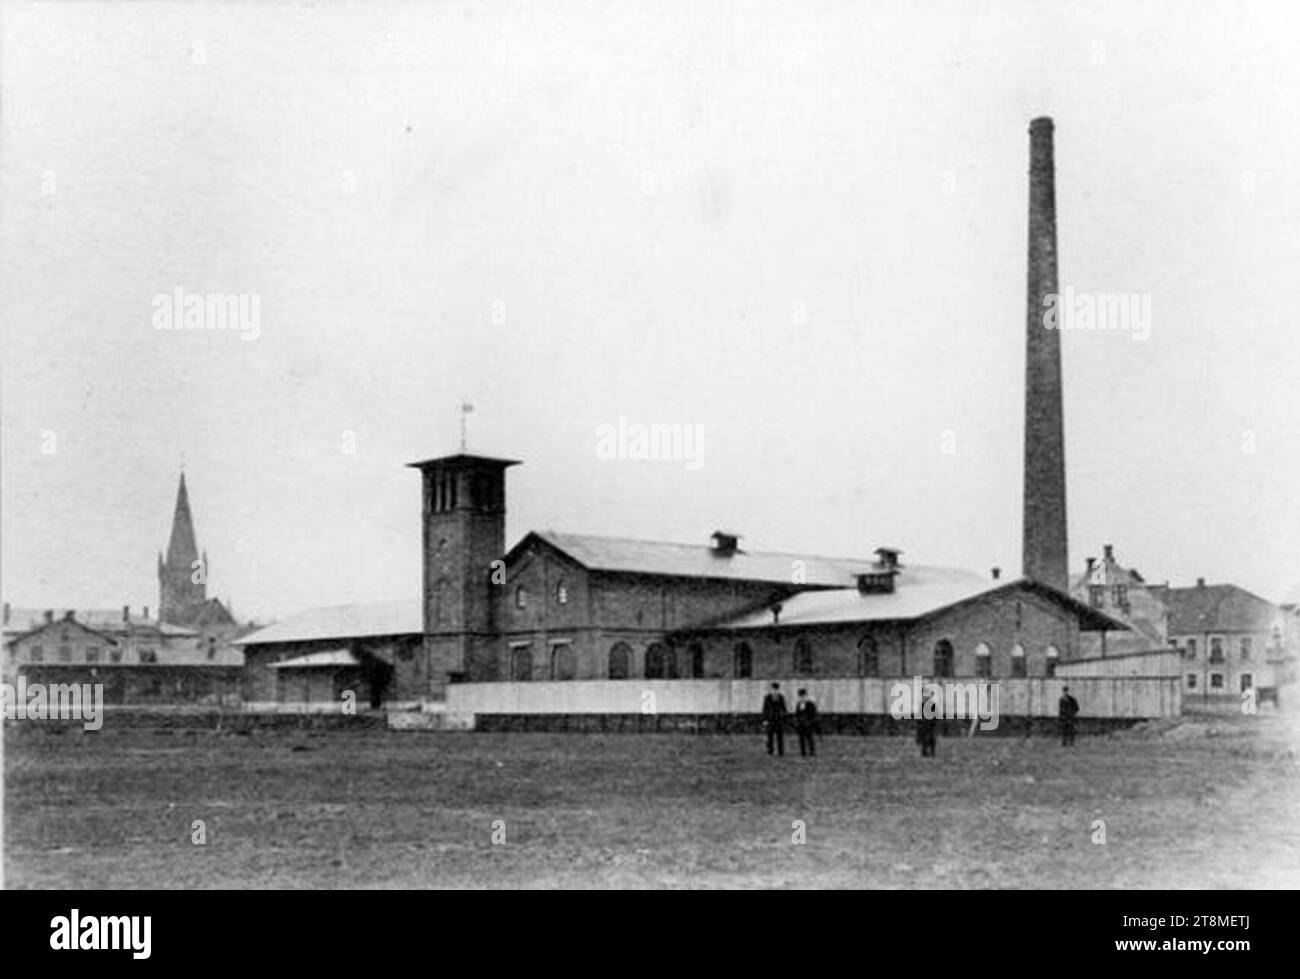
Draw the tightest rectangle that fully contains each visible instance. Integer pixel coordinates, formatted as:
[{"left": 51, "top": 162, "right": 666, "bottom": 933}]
[{"left": 3, "top": 0, "right": 1298, "bottom": 621}]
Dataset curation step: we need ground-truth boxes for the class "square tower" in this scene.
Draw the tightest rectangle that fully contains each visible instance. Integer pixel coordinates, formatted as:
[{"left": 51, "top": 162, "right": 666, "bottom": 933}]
[{"left": 407, "top": 453, "right": 519, "bottom": 697}]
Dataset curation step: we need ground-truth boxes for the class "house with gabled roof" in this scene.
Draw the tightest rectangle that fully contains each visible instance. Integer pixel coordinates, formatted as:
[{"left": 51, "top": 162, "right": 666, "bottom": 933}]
[{"left": 1163, "top": 579, "right": 1294, "bottom": 702}]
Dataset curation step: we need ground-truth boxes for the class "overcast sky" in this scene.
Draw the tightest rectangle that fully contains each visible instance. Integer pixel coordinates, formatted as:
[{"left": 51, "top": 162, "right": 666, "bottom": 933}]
[{"left": 3, "top": 0, "right": 1298, "bottom": 621}]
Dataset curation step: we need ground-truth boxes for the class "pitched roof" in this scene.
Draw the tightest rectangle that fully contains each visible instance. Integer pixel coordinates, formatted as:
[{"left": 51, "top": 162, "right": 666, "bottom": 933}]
[
  {"left": 516, "top": 530, "right": 957, "bottom": 588},
  {"left": 235, "top": 599, "right": 422, "bottom": 647},
  {"left": 2, "top": 608, "right": 196, "bottom": 640},
  {"left": 706, "top": 577, "right": 1131, "bottom": 633},
  {"left": 1165, "top": 583, "right": 1280, "bottom": 634},
  {"left": 4, "top": 616, "right": 121, "bottom": 647}
]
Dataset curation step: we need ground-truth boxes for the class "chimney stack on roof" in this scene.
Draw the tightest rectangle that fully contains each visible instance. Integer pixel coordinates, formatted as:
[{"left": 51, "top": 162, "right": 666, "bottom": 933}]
[
  {"left": 63, "top": 610, "right": 75, "bottom": 621},
  {"left": 710, "top": 531, "right": 741, "bottom": 556},
  {"left": 874, "top": 547, "right": 902, "bottom": 570},
  {"left": 1103, "top": 543, "right": 1114, "bottom": 562},
  {"left": 1197, "top": 577, "right": 1206, "bottom": 588},
  {"left": 44, "top": 609, "right": 54, "bottom": 624},
  {"left": 991, "top": 567, "right": 1001, "bottom": 581},
  {"left": 123, "top": 604, "right": 130, "bottom": 623},
  {"left": 3, "top": 602, "right": 9, "bottom": 625}
]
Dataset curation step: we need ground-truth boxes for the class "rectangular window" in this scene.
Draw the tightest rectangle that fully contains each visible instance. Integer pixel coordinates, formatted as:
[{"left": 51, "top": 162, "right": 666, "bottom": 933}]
[
  {"left": 109, "top": 649, "right": 122, "bottom": 664},
  {"left": 1209, "top": 637, "right": 1224, "bottom": 664},
  {"left": 58, "top": 645, "right": 73, "bottom": 663},
  {"left": 975, "top": 655, "right": 992, "bottom": 678},
  {"left": 1186, "top": 673, "right": 1197, "bottom": 689},
  {"left": 1240, "top": 637, "right": 1251, "bottom": 661},
  {"left": 1239, "top": 673, "right": 1253, "bottom": 692},
  {"left": 1112, "top": 584, "right": 1128, "bottom": 608},
  {"left": 1011, "top": 656, "right": 1027, "bottom": 678},
  {"left": 85, "top": 646, "right": 100, "bottom": 663},
  {"left": 1088, "top": 585, "right": 1105, "bottom": 607},
  {"left": 30, "top": 645, "right": 44, "bottom": 663},
  {"left": 1185, "top": 638, "right": 1197, "bottom": 658},
  {"left": 1210, "top": 673, "right": 1224, "bottom": 690}
]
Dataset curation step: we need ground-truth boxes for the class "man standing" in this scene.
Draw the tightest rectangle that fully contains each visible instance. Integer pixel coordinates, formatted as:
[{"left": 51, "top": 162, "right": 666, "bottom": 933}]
[
  {"left": 1058, "top": 685, "right": 1080, "bottom": 746},
  {"left": 916, "top": 691, "right": 938, "bottom": 758},
  {"left": 762, "top": 682, "right": 788, "bottom": 756},
  {"left": 794, "top": 688, "right": 819, "bottom": 757}
]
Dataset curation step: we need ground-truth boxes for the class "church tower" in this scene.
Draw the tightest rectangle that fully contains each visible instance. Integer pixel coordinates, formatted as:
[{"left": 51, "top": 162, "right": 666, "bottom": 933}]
[
  {"left": 158, "top": 472, "right": 206, "bottom": 624},
  {"left": 407, "top": 453, "right": 519, "bottom": 697},
  {"left": 1022, "top": 117, "right": 1070, "bottom": 591}
]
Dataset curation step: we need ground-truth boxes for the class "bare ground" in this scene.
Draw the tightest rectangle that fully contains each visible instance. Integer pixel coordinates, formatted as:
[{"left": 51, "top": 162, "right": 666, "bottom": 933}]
[{"left": 5, "top": 706, "right": 1299, "bottom": 888}]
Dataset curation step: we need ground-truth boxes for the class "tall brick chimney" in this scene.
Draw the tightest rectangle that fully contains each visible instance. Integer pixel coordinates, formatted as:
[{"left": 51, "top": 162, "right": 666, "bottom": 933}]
[{"left": 1022, "top": 116, "right": 1069, "bottom": 591}]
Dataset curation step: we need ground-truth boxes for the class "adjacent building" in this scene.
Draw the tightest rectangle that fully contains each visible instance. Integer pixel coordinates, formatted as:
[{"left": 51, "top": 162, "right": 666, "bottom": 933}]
[
  {"left": 3, "top": 471, "right": 251, "bottom": 705},
  {"left": 1069, "top": 543, "right": 1169, "bottom": 656},
  {"left": 1165, "top": 579, "right": 1293, "bottom": 702}
]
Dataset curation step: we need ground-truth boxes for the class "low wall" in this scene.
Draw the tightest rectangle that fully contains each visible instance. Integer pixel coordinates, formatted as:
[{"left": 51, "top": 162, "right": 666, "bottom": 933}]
[
  {"left": 446, "top": 676, "right": 1182, "bottom": 719},
  {"left": 2, "top": 706, "right": 389, "bottom": 735},
  {"left": 3, "top": 664, "right": 244, "bottom": 705}
]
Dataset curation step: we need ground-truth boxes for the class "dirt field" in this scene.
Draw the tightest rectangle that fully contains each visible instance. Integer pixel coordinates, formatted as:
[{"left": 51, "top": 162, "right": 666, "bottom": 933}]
[{"left": 5, "top": 708, "right": 1299, "bottom": 888}]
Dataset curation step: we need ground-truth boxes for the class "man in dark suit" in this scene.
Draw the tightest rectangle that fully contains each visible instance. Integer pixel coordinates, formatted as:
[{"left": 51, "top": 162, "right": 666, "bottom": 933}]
[
  {"left": 762, "top": 682, "right": 788, "bottom": 756},
  {"left": 794, "top": 688, "right": 819, "bottom": 757},
  {"left": 1058, "top": 685, "right": 1080, "bottom": 746},
  {"left": 916, "top": 698, "right": 938, "bottom": 757}
]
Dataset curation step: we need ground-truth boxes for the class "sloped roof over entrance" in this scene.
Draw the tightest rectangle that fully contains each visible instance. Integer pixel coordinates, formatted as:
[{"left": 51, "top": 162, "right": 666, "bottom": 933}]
[{"left": 270, "top": 648, "right": 360, "bottom": 669}]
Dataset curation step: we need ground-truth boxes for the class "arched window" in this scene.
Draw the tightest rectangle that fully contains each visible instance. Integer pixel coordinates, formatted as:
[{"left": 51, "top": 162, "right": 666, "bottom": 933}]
[
  {"left": 645, "top": 642, "right": 668, "bottom": 679},
  {"left": 556, "top": 578, "right": 569, "bottom": 605},
  {"left": 1010, "top": 643, "right": 1026, "bottom": 678},
  {"left": 688, "top": 642, "right": 705, "bottom": 678},
  {"left": 734, "top": 642, "right": 753, "bottom": 678},
  {"left": 858, "top": 636, "right": 879, "bottom": 677},
  {"left": 933, "top": 640, "right": 954, "bottom": 678},
  {"left": 1044, "top": 645, "right": 1059, "bottom": 678},
  {"left": 510, "top": 645, "right": 533, "bottom": 681},
  {"left": 974, "top": 642, "right": 992, "bottom": 678},
  {"left": 551, "top": 644, "right": 576, "bottom": 681},
  {"left": 608, "top": 642, "right": 631, "bottom": 679},
  {"left": 794, "top": 637, "right": 814, "bottom": 676}
]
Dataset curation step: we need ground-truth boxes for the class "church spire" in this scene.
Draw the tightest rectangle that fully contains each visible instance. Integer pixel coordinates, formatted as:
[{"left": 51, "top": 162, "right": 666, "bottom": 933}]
[
  {"left": 159, "top": 470, "right": 206, "bottom": 624},
  {"left": 166, "top": 472, "right": 199, "bottom": 568}
]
